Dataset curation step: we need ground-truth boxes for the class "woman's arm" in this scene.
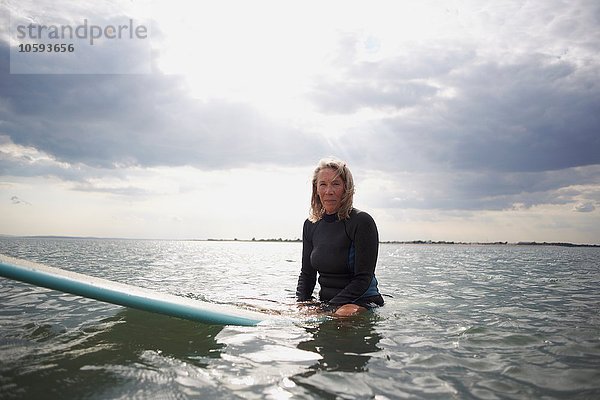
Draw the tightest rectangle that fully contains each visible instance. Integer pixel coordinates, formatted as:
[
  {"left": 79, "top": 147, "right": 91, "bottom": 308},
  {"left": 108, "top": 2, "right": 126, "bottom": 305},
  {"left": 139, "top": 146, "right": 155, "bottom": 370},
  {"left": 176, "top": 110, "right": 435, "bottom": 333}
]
[{"left": 296, "top": 219, "right": 317, "bottom": 301}]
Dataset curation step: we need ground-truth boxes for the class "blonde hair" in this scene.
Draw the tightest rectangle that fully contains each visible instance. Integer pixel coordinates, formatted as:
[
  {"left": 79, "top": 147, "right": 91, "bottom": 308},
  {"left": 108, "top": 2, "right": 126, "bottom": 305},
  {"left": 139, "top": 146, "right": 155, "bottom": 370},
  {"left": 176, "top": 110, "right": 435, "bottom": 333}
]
[{"left": 309, "top": 157, "right": 355, "bottom": 222}]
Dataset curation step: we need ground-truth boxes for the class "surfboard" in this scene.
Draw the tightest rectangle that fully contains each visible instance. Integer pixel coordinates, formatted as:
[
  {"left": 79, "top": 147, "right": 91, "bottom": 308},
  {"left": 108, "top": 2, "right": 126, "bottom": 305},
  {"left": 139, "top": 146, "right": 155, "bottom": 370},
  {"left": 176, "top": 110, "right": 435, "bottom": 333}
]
[{"left": 0, "top": 253, "right": 269, "bottom": 326}]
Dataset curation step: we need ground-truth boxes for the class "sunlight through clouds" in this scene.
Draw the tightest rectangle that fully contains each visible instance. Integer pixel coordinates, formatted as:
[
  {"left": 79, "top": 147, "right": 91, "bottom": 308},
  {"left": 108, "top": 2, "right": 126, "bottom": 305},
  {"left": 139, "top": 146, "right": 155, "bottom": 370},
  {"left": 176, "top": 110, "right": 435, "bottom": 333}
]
[{"left": 152, "top": 1, "right": 333, "bottom": 112}]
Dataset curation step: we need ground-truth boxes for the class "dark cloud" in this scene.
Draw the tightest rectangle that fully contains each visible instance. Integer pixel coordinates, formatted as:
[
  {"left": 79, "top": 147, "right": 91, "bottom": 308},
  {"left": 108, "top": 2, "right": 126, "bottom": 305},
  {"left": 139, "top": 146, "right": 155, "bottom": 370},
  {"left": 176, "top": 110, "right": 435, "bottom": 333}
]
[
  {"left": 0, "top": 41, "right": 327, "bottom": 172},
  {"left": 318, "top": 41, "right": 600, "bottom": 174},
  {"left": 315, "top": 20, "right": 600, "bottom": 214},
  {"left": 436, "top": 56, "right": 600, "bottom": 173},
  {"left": 311, "top": 40, "right": 475, "bottom": 114},
  {"left": 311, "top": 0, "right": 600, "bottom": 177},
  {"left": 574, "top": 202, "right": 595, "bottom": 213},
  {"left": 360, "top": 166, "right": 600, "bottom": 212}
]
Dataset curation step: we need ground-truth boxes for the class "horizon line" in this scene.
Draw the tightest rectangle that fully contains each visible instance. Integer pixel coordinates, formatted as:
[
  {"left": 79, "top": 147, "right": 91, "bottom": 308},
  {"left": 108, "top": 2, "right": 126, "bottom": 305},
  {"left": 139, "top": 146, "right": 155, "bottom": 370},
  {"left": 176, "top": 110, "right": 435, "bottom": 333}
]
[{"left": 1, "top": 234, "right": 598, "bottom": 247}]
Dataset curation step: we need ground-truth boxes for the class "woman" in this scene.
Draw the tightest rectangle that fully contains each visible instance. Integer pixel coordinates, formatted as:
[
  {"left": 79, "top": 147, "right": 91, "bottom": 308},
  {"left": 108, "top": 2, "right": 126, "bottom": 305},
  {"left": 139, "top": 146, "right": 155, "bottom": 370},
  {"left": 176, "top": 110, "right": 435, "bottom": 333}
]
[{"left": 296, "top": 158, "right": 384, "bottom": 317}]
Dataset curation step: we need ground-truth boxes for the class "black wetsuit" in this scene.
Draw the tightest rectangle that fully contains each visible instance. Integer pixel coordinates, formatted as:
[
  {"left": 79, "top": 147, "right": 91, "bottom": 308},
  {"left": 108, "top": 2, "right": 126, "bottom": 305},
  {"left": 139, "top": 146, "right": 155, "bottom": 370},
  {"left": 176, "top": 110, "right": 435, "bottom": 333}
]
[{"left": 296, "top": 208, "right": 384, "bottom": 307}]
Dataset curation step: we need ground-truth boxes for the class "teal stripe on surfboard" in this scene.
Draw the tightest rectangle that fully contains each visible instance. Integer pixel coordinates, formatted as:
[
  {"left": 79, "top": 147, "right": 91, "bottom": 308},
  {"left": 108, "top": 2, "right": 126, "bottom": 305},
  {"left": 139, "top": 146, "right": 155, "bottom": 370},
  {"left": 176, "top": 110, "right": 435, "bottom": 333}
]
[{"left": 0, "top": 253, "right": 269, "bottom": 326}]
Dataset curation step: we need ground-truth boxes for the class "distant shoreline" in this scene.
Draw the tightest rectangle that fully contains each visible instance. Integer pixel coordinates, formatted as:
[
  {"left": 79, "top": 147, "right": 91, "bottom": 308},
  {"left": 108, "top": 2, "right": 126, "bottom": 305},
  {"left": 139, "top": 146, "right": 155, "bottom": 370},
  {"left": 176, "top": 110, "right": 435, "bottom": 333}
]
[
  {"left": 1, "top": 235, "right": 599, "bottom": 248},
  {"left": 379, "top": 240, "right": 600, "bottom": 248},
  {"left": 206, "top": 238, "right": 600, "bottom": 248}
]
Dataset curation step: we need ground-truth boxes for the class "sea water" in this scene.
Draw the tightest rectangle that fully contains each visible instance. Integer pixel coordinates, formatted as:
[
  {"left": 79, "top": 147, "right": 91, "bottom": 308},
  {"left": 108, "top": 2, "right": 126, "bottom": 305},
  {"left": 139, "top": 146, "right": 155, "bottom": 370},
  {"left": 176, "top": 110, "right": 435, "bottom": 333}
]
[{"left": 0, "top": 237, "right": 599, "bottom": 399}]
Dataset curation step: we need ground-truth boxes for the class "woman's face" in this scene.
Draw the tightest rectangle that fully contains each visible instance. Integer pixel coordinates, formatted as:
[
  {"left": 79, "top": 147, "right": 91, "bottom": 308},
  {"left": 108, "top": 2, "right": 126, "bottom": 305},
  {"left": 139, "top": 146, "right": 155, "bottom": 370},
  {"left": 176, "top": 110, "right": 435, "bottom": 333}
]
[{"left": 317, "top": 167, "right": 345, "bottom": 215}]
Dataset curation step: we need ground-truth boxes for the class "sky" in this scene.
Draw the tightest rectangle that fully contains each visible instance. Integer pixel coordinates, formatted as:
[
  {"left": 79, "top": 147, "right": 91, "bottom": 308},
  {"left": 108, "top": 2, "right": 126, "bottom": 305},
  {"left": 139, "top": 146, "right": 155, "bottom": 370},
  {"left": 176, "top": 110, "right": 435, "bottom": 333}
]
[{"left": 0, "top": 0, "right": 599, "bottom": 244}]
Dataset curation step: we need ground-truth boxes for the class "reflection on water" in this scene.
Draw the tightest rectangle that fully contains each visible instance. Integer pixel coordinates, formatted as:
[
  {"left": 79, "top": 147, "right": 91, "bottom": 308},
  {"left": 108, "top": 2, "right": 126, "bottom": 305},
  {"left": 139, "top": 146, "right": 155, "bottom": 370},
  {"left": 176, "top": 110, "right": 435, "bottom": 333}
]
[
  {"left": 289, "top": 314, "right": 382, "bottom": 399},
  {"left": 297, "top": 314, "right": 381, "bottom": 373},
  {"left": 94, "top": 309, "right": 224, "bottom": 364}
]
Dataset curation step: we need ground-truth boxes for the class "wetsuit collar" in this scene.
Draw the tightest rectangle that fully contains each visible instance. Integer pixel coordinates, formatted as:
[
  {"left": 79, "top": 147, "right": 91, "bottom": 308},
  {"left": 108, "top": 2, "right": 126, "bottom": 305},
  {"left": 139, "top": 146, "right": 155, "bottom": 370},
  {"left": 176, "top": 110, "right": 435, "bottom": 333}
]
[{"left": 323, "top": 213, "right": 338, "bottom": 223}]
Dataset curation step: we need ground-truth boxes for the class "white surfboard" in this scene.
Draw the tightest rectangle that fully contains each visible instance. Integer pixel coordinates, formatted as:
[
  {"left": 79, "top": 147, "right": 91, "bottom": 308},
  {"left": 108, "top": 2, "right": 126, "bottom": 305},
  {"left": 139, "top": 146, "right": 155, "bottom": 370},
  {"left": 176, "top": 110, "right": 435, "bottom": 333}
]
[{"left": 0, "top": 253, "right": 270, "bottom": 326}]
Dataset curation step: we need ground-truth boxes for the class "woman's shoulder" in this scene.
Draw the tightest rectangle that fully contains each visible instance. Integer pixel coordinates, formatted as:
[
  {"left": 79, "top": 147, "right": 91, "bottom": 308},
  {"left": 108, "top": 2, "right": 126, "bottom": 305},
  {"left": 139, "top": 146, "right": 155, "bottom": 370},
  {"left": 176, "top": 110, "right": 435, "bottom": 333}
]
[
  {"left": 303, "top": 218, "right": 318, "bottom": 230},
  {"left": 346, "top": 209, "right": 378, "bottom": 240},
  {"left": 349, "top": 208, "right": 375, "bottom": 222},
  {"left": 348, "top": 208, "right": 377, "bottom": 230}
]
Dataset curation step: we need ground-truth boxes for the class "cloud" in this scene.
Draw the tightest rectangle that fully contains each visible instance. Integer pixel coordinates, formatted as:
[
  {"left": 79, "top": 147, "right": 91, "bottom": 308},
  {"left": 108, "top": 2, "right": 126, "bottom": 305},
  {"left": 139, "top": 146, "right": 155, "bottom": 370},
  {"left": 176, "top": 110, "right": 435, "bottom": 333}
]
[
  {"left": 436, "top": 56, "right": 600, "bottom": 173},
  {"left": 357, "top": 165, "right": 600, "bottom": 212},
  {"left": 311, "top": 80, "right": 439, "bottom": 114},
  {"left": 317, "top": 38, "right": 600, "bottom": 174},
  {"left": 10, "top": 195, "right": 31, "bottom": 205},
  {"left": 0, "top": 134, "right": 106, "bottom": 183},
  {"left": 0, "top": 41, "right": 328, "bottom": 172},
  {"left": 303, "top": 1, "right": 600, "bottom": 216},
  {"left": 573, "top": 202, "right": 595, "bottom": 213},
  {"left": 305, "top": 0, "right": 600, "bottom": 176}
]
